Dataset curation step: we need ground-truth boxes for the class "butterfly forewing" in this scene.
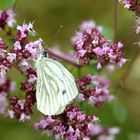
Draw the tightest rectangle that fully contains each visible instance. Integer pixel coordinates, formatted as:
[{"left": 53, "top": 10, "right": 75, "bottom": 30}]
[{"left": 36, "top": 61, "right": 61, "bottom": 115}]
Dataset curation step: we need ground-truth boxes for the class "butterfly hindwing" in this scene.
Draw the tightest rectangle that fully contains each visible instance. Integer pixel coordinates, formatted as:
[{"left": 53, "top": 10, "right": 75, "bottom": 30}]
[{"left": 45, "top": 58, "right": 78, "bottom": 106}]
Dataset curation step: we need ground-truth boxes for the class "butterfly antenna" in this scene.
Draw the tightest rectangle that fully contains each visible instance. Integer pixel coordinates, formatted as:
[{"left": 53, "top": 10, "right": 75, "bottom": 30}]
[
  {"left": 50, "top": 25, "right": 63, "bottom": 45},
  {"left": 29, "top": 25, "right": 63, "bottom": 51},
  {"left": 30, "top": 28, "right": 39, "bottom": 39},
  {"left": 53, "top": 25, "right": 63, "bottom": 40},
  {"left": 30, "top": 28, "right": 45, "bottom": 44}
]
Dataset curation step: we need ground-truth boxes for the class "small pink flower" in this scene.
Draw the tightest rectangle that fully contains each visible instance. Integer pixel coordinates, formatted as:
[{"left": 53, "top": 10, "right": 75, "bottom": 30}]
[
  {"left": 93, "top": 47, "right": 103, "bottom": 56},
  {"left": 92, "top": 36, "right": 99, "bottom": 46},
  {"left": 54, "top": 125, "right": 65, "bottom": 136},
  {"left": 102, "top": 43, "right": 110, "bottom": 53},
  {"left": 135, "top": 17, "right": 140, "bottom": 34},
  {"left": 25, "top": 42, "right": 37, "bottom": 57},
  {"left": 38, "top": 119, "right": 50, "bottom": 129},
  {"left": 17, "top": 22, "right": 35, "bottom": 38},
  {"left": 117, "top": 42, "right": 124, "bottom": 48},
  {"left": 71, "top": 32, "right": 84, "bottom": 49},
  {"left": 20, "top": 113, "right": 31, "bottom": 122},
  {"left": 77, "top": 113, "right": 86, "bottom": 122},
  {"left": 89, "top": 96, "right": 98, "bottom": 105},
  {"left": 66, "top": 125, "right": 75, "bottom": 135},
  {"left": 118, "top": 58, "right": 127, "bottom": 67},
  {"left": 0, "top": 50, "right": 6, "bottom": 58},
  {"left": 108, "top": 127, "right": 120, "bottom": 135},
  {"left": 19, "top": 59, "right": 31, "bottom": 72},
  {"left": 7, "top": 110, "right": 15, "bottom": 119},
  {"left": 0, "top": 74, "right": 6, "bottom": 85},
  {"left": 28, "top": 74, "right": 37, "bottom": 84},
  {"left": 93, "top": 116, "right": 100, "bottom": 122},
  {"left": 25, "top": 39, "right": 43, "bottom": 58},
  {"left": 0, "top": 66, "right": 7, "bottom": 84},
  {"left": 6, "top": 9, "right": 16, "bottom": 27},
  {"left": 106, "top": 64, "right": 115, "bottom": 72},
  {"left": 80, "top": 20, "right": 96, "bottom": 34},
  {"left": 14, "top": 41, "right": 21, "bottom": 50},
  {"left": 18, "top": 100, "right": 25, "bottom": 110},
  {"left": 75, "top": 129, "right": 80, "bottom": 137},
  {"left": 34, "top": 39, "right": 43, "bottom": 51},
  {"left": 119, "top": 0, "right": 131, "bottom": 9},
  {"left": 67, "top": 111, "right": 77, "bottom": 120},
  {"left": 88, "top": 123, "right": 96, "bottom": 134},
  {"left": 77, "top": 50, "right": 87, "bottom": 57},
  {"left": 78, "top": 94, "right": 85, "bottom": 101},
  {"left": 95, "top": 87, "right": 102, "bottom": 94},
  {"left": 6, "top": 53, "right": 16, "bottom": 63},
  {"left": 0, "top": 93, "right": 7, "bottom": 114},
  {"left": 97, "top": 62, "right": 102, "bottom": 70}
]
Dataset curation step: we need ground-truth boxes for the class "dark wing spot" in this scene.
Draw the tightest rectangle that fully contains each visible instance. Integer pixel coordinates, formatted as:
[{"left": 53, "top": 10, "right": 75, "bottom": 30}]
[
  {"left": 43, "top": 51, "right": 48, "bottom": 58},
  {"left": 62, "top": 90, "right": 66, "bottom": 95}
]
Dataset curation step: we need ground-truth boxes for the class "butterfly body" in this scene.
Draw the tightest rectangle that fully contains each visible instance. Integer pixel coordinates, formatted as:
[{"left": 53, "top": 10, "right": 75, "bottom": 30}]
[{"left": 35, "top": 52, "right": 78, "bottom": 115}]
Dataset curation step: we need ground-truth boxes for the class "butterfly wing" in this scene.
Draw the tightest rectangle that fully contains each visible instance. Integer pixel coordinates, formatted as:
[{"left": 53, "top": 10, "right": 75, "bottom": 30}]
[
  {"left": 36, "top": 63, "right": 61, "bottom": 115},
  {"left": 36, "top": 57, "right": 78, "bottom": 115},
  {"left": 45, "top": 58, "right": 79, "bottom": 107}
]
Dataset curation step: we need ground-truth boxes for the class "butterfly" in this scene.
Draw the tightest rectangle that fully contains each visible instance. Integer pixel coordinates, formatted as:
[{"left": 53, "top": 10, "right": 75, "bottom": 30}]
[{"left": 35, "top": 51, "right": 79, "bottom": 115}]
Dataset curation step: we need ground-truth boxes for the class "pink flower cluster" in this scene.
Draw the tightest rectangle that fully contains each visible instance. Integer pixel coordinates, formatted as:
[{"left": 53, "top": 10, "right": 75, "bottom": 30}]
[
  {"left": 13, "top": 23, "right": 43, "bottom": 59},
  {"left": 0, "top": 37, "right": 16, "bottom": 115},
  {"left": 119, "top": 0, "right": 140, "bottom": 15},
  {"left": 35, "top": 105, "right": 100, "bottom": 140},
  {"left": 0, "top": 21, "right": 43, "bottom": 121},
  {"left": 77, "top": 75, "right": 114, "bottom": 106},
  {"left": 9, "top": 68, "right": 36, "bottom": 122},
  {"left": 0, "top": 79, "right": 15, "bottom": 115},
  {"left": 135, "top": 17, "right": 140, "bottom": 34},
  {"left": 119, "top": 0, "right": 132, "bottom": 9},
  {"left": 72, "top": 21, "right": 126, "bottom": 69},
  {"left": 7, "top": 23, "right": 44, "bottom": 121},
  {"left": 0, "top": 9, "right": 16, "bottom": 29},
  {"left": 9, "top": 93, "right": 36, "bottom": 122},
  {"left": 119, "top": 1, "right": 140, "bottom": 44},
  {"left": 35, "top": 104, "right": 120, "bottom": 140}
]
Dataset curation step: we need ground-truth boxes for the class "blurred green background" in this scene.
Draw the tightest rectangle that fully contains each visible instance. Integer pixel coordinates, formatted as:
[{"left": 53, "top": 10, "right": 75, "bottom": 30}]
[{"left": 0, "top": 0, "right": 140, "bottom": 140}]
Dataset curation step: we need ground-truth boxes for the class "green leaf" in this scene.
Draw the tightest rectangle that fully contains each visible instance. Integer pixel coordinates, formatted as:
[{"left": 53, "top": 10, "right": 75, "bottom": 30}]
[
  {"left": 111, "top": 100, "right": 127, "bottom": 124},
  {"left": 0, "top": 0, "right": 16, "bottom": 10},
  {"left": 88, "top": 60, "right": 99, "bottom": 74},
  {"left": 102, "top": 26, "right": 113, "bottom": 41}
]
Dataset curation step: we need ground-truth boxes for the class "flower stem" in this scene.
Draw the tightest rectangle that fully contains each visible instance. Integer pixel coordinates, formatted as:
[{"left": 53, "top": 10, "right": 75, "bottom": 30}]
[
  {"left": 116, "top": 50, "right": 140, "bottom": 89},
  {"left": 12, "top": 0, "right": 17, "bottom": 11},
  {"left": 48, "top": 50, "right": 83, "bottom": 67},
  {"left": 114, "top": 0, "right": 118, "bottom": 44}
]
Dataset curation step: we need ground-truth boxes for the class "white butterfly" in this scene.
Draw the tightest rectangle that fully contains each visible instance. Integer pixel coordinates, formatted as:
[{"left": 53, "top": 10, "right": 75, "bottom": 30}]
[{"left": 35, "top": 51, "right": 79, "bottom": 115}]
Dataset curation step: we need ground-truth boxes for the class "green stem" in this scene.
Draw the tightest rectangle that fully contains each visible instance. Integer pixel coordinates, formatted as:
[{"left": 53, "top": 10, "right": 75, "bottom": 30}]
[{"left": 114, "top": 0, "right": 118, "bottom": 44}]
